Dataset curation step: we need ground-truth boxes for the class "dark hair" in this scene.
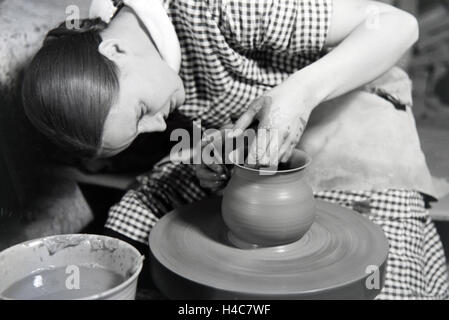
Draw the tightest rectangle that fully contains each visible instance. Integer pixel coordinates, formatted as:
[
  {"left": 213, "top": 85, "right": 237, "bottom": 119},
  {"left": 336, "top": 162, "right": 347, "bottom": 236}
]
[{"left": 22, "top": 18, "right": 119, "bottom": 158}]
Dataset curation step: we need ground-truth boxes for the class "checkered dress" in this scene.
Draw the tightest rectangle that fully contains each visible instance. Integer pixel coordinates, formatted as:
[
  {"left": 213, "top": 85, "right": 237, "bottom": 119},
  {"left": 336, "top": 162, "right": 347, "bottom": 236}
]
[
  {"left": 170, "top": 0, "right": 331, "bottom": 128},
  {"left": 105, "top": 0, "right": 449, "bottom": 299},
  {"left": 315, "top": 189, "right": 449, "bottom": 300}
]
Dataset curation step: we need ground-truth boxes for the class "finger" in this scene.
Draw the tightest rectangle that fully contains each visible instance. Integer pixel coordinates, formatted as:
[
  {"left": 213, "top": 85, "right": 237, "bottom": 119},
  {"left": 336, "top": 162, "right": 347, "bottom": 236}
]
[
  {"left": 207, "top": 163, "right": 225, "bottom": 174},
  {"left": 257, "top": 128, "right": 271, "bottom": 167},
  {"left": 196, "top": 166, "right": 217, "bottom": 181},
  {"left": 201, "top": 131, "right": 225, "bottom": 167},
  {"left": 246, "top": 135, "right": 259, "bottom": 167},
  {"left": 277, "top": 130, "right": 290, "bottom": 161},
  {"left": 279, "top": 139, "right": 291, "bottom": 163},
  {"left": 259, "top": 129, "right": 282, "bottom": 168},
  {"left": 279, "top": 118, "right": 305, "bottom": 162},
  {"left": 257, "top": 127, "right": 276, "bottom": 167},
  {"left": 200, "top": 180, "right": 226, "bottom": 190},
  {"left": 267, "top": 130, "right": 281, "bottom": 167},
  {"left": 278, "top": 129, "right": 295, "bottom": 163},
  {"left": 281, "top": 140, "right": 297, "bottom": 163},
  {"left": 259, "top": 136, "right": 270, "bottom": 167},
  {"left": 228, "top": 96, "right": 270, "bottom": 138},
  {"left": 278, "top": 130, "right": 294, "bottom": 162},
  {"left": 201, "top": 135, "right": 212, "bottom": 148},
  {"left": 201, "top": 129, "right": 222, "bottom": 147},
  {"left": 211, "top": 180, "right": 229, "bottom": 193},
  {"left": 228, "top": 110, "right": 257, "bottom": 139},
  {"left": 196, "top": 165, "right": 227, "bottom": 181}
]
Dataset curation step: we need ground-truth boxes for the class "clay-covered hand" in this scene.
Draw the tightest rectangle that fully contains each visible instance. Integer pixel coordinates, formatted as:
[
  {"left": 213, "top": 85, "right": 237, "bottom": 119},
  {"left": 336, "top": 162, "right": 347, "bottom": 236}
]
[
  {"left": 195, "top": 163, "right": 230, "bottom": 192},
  {"left": 195, "top": 126, "right": 233, "bottom": 193},
  {"left": 229, "top": 80, "right": 311, "bottom": 167}
]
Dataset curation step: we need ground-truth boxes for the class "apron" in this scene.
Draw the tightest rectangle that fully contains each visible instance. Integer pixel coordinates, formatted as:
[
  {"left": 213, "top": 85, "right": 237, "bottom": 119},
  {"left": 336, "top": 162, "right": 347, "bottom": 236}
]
[{"left": 299, "top": 68, "right": 436, "bottom": 199}]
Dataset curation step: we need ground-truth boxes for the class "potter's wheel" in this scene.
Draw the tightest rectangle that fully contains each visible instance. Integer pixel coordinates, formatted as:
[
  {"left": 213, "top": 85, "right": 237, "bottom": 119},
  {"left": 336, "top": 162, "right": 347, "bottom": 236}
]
[{"left": 149, "top": 196, "right": 389, "bottom": 299}]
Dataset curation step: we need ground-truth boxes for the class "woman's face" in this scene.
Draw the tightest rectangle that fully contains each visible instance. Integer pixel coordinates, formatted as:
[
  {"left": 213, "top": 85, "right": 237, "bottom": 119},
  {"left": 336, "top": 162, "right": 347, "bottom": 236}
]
[{"left": 98, "top": 8, "right": 185, "bottom": 157}]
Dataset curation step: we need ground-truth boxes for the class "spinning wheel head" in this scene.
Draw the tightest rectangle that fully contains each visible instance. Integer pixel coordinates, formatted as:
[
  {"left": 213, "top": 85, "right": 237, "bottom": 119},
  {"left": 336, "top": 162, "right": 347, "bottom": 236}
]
[{"left": 149, "top": 197, "right": 389, "bottom": 299}]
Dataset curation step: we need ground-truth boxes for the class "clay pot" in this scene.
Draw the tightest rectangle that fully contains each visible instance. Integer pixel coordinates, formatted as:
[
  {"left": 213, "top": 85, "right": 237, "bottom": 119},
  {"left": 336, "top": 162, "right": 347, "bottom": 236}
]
[{"left": 222, "top": 150, "right": 316, "bottom": 248}]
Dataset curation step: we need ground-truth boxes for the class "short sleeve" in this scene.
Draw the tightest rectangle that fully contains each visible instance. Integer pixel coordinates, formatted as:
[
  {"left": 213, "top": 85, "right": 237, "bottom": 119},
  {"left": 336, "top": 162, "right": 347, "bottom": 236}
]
[{"left": 219, "top": 0, "right": 333, "bottom": 56}]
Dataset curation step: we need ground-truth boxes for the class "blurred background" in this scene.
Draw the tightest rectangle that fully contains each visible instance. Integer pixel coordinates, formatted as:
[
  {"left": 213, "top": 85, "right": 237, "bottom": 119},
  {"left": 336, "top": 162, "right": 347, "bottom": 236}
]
[{"left": 0, "top": 0, "right": 448, "bottom": 262}]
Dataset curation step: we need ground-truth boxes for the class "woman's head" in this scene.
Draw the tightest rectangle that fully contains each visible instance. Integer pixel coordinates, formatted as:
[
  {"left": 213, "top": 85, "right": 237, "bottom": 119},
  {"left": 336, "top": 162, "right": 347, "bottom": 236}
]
[
  {"left": 22, "top": 18, "right": 117, "bottom": 158},
  {"left": 22, "top": 8, "right": 185, "bottom": 158}
]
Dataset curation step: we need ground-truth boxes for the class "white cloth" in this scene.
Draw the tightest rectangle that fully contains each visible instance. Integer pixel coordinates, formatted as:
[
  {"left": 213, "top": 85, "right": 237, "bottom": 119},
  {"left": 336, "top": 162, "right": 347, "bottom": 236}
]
[
  {"left": 89, "top": 0, "right": 181, "bottom": 72},
  {"left": 300, "top": 88, "right": 436, "bottom": 198}
]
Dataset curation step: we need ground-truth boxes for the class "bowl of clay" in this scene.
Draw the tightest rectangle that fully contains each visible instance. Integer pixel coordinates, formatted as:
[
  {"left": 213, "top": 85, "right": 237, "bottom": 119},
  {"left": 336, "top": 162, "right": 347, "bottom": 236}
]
[{"left": 0, "top": 234, "right": 143, "bottom": 300}]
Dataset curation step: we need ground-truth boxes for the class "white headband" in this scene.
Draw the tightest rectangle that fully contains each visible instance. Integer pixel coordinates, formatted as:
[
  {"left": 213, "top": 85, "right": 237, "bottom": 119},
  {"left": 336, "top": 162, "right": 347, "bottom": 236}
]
[{"left": 89, "top": 0, "right": 181, "bottom": 73}]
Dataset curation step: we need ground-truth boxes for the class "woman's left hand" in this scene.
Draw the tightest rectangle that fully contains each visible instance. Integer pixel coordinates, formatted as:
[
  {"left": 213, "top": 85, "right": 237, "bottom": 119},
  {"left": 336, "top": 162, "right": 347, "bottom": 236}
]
[{"left": 229, "top": 79, "right": 313, "bottom": 167}]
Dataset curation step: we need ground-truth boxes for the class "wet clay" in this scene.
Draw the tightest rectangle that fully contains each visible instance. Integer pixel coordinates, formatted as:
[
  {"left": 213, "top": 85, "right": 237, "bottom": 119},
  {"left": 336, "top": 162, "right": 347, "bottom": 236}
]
[{"left": 2, "top": 265, "right": 125, "bottom": 300}]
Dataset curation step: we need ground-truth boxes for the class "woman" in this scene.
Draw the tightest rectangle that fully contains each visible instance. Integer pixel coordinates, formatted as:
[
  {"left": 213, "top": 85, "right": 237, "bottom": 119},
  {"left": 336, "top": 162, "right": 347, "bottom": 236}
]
[{"left": 22, "top": 0, "right": 449, "bottom": 299}]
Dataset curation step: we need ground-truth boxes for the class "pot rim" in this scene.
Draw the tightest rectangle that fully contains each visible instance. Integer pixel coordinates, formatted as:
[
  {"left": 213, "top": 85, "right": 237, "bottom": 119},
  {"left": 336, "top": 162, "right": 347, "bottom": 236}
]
[{"left": 228, "top": 149, "right": 312, "bottom": 174}]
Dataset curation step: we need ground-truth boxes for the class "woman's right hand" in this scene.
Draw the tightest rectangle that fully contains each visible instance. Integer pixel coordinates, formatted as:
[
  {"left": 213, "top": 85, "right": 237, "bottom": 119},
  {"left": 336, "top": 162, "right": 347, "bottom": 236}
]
[
  {"left": 195, "top": 163, "right": 230, "bottom": 192},
  {"left": 195, "top": 125, "right": 233, "bottom": 192}
]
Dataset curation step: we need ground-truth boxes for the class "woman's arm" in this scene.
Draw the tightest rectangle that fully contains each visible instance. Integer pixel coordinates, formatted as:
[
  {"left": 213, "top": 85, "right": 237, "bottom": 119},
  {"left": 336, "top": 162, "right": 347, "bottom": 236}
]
[
  {"left": 295, "top": 0, "right": 419, "bottom": 109},
  {"left": 230, "top": 0, "right": 419, "bottom": 166}
]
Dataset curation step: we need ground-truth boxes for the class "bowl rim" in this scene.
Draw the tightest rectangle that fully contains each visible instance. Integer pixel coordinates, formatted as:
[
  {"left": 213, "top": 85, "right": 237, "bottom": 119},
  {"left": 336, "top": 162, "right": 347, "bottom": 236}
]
[
  {"left": 0, "top": 233, "right": 144, "bottom": 300},
  {"left": 228, "top": 149, "right": 312, "bottom": 174}
]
